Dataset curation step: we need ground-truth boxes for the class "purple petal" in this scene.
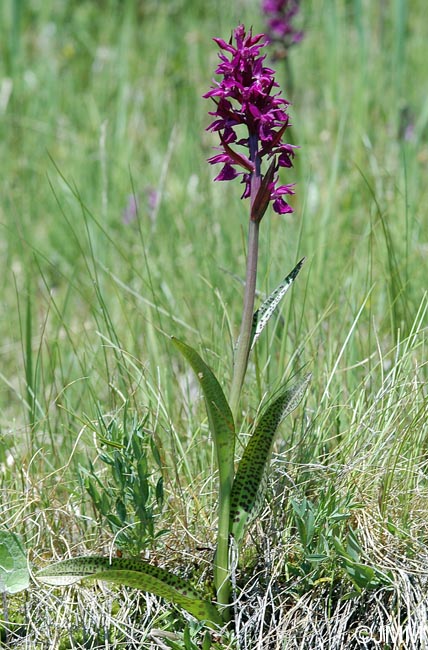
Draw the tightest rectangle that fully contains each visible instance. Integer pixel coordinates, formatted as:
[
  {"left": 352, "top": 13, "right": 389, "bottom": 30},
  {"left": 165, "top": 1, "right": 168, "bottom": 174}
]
[
  {"left": 203, "top": 22, "right": 297, "bottom": 213},
  {"left": 273, "top": 198, "right": 293, "bottom": 214},
  {"left": 214, "top": 164, "right": 240, "bottom": 181}
]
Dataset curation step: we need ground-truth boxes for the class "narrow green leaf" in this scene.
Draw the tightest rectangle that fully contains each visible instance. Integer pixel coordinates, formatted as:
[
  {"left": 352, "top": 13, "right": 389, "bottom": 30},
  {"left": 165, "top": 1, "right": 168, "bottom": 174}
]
[
  {"left": 37, "top": 556, "right": 221, "bottom": 626},
  {"left": 171, "top": 338, "right": 235, "bottom": 484},
  {"left": 250, "top": 258, "right": 305, "bottom": 350},
  {"left": 306, "top": 554, "right": 329, "bottom": 563},
  {"left": 230, "top": 374, "right": 311, "bottom": 543},
  {"left": 171, "top": 337, "right": 235, "bottom": 608},
  {"left": 202, "top": 630, "right": 213, "bottom": 650},
  {"left": 0, "top": 530, "right": 30, "bottom": 594}
]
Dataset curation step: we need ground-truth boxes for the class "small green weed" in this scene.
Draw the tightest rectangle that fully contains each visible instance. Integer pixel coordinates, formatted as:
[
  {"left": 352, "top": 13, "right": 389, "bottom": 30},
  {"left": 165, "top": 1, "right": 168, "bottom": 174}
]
[
  {"left": 287, "top": 491, "right": 392, "bottom": 595},
  {"left": 79, "top": 403, "right": 165, "bottom": 554}
]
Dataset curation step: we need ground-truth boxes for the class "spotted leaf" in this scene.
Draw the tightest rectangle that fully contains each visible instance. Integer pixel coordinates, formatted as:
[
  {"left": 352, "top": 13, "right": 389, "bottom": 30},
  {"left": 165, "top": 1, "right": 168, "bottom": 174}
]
[
  {"left": 230, "top": 373, "right": 311, "bottom": 543},
  {"left": 251, "top": 258, "right": 305, "bottom": 350},
  {"left": 171, "top": 337, "right": 235, "bottom": 490},
  {"left": 37, "top": 556, "right": 221, "bottom": 626}
]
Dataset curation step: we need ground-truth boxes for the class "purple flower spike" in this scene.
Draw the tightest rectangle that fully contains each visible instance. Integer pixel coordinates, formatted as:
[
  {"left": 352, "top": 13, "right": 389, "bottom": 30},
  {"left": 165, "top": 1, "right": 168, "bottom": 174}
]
[
  {"left": 204, "top": 24, "right": 296, "bottom": 220},
  {"left": 262, "top": 0, "right": 304, "bottom": 51}
]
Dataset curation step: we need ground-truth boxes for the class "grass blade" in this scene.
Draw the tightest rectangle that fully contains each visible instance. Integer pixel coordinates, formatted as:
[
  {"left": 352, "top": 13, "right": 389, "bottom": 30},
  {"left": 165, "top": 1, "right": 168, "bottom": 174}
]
[
  {"left": 37, "top": 556, "right": 221, "bottom": 626},
  {"left": 230, "top": 373, "right": 311, "bottom": 543}
]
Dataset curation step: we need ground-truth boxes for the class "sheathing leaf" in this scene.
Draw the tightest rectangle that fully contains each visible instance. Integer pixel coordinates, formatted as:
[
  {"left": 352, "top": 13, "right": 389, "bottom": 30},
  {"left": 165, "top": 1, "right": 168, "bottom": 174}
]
[
  {"left": 230, "top": 374, "right": 311, "bottom": 543},
  {"left": 171, "top": 337, "right": 235, "bottom": 488},
  {"left": 251, "top": 258, "right": 305, "bottom": 349}
]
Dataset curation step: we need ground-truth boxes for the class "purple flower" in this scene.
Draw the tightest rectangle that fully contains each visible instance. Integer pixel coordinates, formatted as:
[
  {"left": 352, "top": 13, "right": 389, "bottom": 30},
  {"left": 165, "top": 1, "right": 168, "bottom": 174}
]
[
  {"left": 121, "top": 188, "right": 159, "bottom": 225},
  {"left": 122, "top": 194, "right": 139, "bottom": 224},
  {"left": 147, "top": 187, "right": 159, "bottom": 215},
  {"left": 204, "top": 25, "right": 296, "bottom": 220},
  {"left": 262, "top": 0, "right": 304, "bottom": 50}
]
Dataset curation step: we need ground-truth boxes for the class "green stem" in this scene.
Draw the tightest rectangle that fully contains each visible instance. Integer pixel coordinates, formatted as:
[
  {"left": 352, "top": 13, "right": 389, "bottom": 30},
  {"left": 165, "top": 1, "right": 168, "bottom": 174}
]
[
  {"left": 229, "top": 218, "right": 260, "bottom": 422},
  {"left": 219, "top": 137, "right": 261, "bottom": 618},
  {"left": 214, "top": 478, "right": 232, "bottom": 620},
  {"left": 230, "top": 134, "right": 261, "bottom": 422}
]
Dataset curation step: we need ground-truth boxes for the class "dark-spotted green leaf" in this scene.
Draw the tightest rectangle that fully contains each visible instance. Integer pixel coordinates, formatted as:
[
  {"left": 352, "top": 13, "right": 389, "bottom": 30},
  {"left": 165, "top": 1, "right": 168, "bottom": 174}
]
[
  {"left": 37, "top": 556, "right": 221, "bottom": 626},
  {"left": 230, "top": 374, "right": 311, "bottom": 543},
  {"left": 250, "top": 258, "right": 305, "bottom": 350},
  {"left": 171, "top": 338, "right": 235, "bottom": 468},
  {"left": 171, "top": 337, "right": 235, "bottom": 607},
  {"left": 0, "top": 530, "right": 30, "bottom": 594}
]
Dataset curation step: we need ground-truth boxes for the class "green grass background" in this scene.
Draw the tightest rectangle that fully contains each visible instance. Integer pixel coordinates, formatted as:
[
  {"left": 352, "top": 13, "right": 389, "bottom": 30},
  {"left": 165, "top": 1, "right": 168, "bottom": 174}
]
[{"left": 1, "top": 0, "right": 428, "bottom": 646}]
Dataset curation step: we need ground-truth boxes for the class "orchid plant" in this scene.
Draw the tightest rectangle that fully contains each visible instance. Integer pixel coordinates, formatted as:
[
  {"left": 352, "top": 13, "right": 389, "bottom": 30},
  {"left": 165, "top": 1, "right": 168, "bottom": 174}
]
[
  {"left": 262, "top": 0, "right": 304, "bottom": 56},
  {"left": 37, "top": 25, "right": 310, "bottom": 634}
]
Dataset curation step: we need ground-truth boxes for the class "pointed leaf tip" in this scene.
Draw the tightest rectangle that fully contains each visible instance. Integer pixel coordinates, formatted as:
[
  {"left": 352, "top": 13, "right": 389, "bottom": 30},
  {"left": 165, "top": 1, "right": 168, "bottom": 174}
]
[
  {"left": 171, "top": 337, "right": 235, "bottom": 478},
  {"left": 230, "top": 373, "right": 311, "bottom": 542},
  {"left": 251, "top": 258, "right": 305, "bottom": 350},
  {"left": 37, "top": 556, "right": 222, "bottom": 626}
]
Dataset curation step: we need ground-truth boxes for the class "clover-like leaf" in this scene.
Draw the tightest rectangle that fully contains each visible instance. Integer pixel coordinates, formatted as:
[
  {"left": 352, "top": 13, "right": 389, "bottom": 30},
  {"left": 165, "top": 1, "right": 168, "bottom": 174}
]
[{"left": 0, "top": 530, "right": 30, "bottom": 595}]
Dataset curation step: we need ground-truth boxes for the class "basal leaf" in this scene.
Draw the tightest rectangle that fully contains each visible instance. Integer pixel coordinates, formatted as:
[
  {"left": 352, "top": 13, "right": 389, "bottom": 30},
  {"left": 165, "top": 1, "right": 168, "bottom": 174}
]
[
  {"left": 0, "top": 530, "right": 30, "bottom": 594},
  {"left": 251, "top": 258, "right": 305, "bottom": 350},
  {"left": 171, "top": 338, "right": 235, "bottom": 488},
  {"left": 171, "top": 338, "right": 235, "bottom": 606},
  {"left": 230, "top": 374, "right": 311, "bottom": 543},
  {"left": 37, "top": 556, "right": 221, "bottom": 626}
]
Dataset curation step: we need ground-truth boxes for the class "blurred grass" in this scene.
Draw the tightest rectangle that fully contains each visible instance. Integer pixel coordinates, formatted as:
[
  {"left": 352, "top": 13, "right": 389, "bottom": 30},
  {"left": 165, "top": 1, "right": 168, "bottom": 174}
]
[{"left": 1, "top": 0, "right": 428, "bottom": 645}]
